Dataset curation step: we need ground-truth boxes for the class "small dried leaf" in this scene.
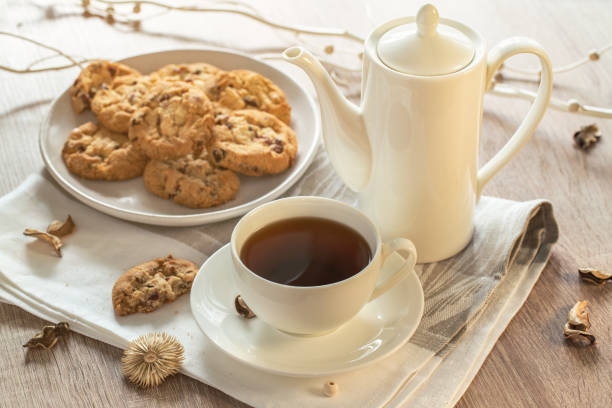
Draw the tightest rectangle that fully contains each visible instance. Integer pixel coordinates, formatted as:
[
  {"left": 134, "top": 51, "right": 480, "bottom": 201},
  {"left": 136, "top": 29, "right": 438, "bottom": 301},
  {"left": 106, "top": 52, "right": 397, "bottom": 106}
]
[
  {"left": 23, "top": 322, "right": 70, "bottom": 350},
  {"left": 578, "top": 267, "right": 611, "bottom": 285},
  {"left": 567, "top": 300, "right": 590, "bottom": 331},
  {"left": 23, "top": 229, "right": 62, "bottom": 257},
  {"left": 235, "top": 295, "right": 255, "bottom": 319},
  {"left": 573, "top": 123, "right": 602, "bottom": 150},
  {"left": 563, "top": 322, "right": 596, "bottom": 345},
  {"left": 47, "top": 215, "right": 75, "bottom": 237}
]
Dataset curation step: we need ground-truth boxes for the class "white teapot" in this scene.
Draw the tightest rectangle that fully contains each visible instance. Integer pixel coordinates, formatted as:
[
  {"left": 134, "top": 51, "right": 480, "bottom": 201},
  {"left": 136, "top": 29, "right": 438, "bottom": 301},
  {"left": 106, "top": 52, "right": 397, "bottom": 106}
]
[{"left": 283, "top": 4, "right": 552, "bottom": 262}]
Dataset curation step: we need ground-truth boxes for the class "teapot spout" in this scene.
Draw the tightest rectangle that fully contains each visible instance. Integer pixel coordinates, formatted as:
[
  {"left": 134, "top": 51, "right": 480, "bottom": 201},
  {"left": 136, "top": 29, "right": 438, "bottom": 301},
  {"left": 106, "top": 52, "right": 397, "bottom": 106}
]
[{"left": 283, "top": 47, "right": 371, "bottom": 192}]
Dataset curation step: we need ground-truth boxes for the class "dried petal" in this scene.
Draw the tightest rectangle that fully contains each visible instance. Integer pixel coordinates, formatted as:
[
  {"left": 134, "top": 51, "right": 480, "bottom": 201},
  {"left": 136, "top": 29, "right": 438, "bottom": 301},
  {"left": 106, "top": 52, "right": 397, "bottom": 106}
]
[
  {"left": 578, "top": 267, "right": 611, "bottom": 285},
  {"left": 23, "top": 229, "right": 63, "bottom": 257},
  {"left": 573, "top": 123, "right": 602, "bottom": 150},
  {"left": 47, "top": 215, "right": 75, "bottom": 237},
  {"left": 567, "top": 300, "right": 590, "bottom": 330},
  {"left": 23, "top": 322, "right": 70, "bottom": 350},
  {"left": 234, "top": 295, "right": 255, "bottom": 319},
  {"left": 563, "top": 322, "right": 596, "bottom": 345}
]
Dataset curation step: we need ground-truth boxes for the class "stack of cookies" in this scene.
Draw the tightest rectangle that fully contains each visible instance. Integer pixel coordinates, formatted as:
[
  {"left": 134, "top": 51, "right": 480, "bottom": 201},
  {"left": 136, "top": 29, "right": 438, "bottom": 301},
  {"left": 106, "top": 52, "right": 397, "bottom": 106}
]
[{"left": 62, "top": 60, "right": 298, "bottom": 209}]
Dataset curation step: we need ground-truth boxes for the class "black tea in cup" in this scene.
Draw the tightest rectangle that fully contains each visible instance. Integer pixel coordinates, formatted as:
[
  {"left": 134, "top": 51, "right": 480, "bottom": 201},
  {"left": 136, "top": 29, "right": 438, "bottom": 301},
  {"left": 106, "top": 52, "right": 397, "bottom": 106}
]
[{"left": 240, "top": 217, "right": 372, "bottom": 287}]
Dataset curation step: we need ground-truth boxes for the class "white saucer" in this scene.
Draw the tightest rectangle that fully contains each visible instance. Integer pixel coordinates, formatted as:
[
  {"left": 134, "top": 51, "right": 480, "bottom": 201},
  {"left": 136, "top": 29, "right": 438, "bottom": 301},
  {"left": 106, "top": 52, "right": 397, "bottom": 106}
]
[
  {"left": 39, "top": 48, "right": 321, "bottom": 226},
  {"left": 190, "top": 244, "right": 424, "bottom": 377}
]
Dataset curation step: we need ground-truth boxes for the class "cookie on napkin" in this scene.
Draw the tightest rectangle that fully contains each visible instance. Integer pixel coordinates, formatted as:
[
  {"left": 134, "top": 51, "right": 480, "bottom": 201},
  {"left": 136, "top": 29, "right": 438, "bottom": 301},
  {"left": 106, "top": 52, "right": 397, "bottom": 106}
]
[{"left": 112, "top": 255, "right": 198, "bottom": 316}]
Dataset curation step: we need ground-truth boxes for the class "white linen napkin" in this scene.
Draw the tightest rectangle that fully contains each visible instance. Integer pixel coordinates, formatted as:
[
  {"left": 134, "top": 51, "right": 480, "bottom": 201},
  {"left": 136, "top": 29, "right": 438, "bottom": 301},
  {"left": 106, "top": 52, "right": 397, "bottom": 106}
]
[{"left": 0, "top": 157, "right": 557, "bottom": 407}]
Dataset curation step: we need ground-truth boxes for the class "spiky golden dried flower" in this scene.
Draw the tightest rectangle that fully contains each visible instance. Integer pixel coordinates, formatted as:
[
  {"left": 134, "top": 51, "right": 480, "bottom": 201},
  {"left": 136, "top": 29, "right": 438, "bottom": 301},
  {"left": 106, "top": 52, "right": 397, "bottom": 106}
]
[{"left": 121, "top": 332, "right": 184, "bottom": 388}]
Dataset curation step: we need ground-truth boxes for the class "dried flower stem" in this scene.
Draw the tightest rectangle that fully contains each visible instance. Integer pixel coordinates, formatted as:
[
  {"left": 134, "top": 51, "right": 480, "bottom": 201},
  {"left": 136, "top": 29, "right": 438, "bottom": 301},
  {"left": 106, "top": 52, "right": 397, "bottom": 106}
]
[
  {"left": 490, "top": 83, "right": 612, "bottom": 119},
  {"left": 0, "top": 31, "right": 84, "bottom": 73},
  {"left": 93, "top": 0, "right": 364, "bottom": 42},
  {"left": 503, "top": 43, "right": 612, "bottom": 75}
]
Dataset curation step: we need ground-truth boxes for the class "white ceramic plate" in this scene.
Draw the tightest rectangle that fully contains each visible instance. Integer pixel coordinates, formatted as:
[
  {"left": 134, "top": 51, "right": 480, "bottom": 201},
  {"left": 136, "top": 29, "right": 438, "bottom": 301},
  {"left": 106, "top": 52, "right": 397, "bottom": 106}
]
[
  {"left": 190, "top": 244, "right": 425, "bottom": 377},
  {"left": 39, "top": 49, "right": 320, "bottom": 226}
]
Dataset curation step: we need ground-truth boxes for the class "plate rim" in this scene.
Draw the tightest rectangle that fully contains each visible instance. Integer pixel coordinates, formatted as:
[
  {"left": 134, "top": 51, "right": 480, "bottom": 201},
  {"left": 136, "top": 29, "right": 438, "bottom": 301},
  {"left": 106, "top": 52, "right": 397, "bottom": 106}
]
[
  {"left": 190, "top": 244, "right": 425, "bottom": 378},
  {"left": 39, "top": 47, "right": 321, "bottom": 227}
]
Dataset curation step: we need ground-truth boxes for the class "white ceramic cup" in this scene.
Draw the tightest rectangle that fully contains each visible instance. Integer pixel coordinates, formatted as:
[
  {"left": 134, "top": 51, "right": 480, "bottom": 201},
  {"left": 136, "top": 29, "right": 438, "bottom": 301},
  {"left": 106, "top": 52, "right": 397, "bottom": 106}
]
[{"left": 230, "top": 196, "right": 418, "bottom": 336}]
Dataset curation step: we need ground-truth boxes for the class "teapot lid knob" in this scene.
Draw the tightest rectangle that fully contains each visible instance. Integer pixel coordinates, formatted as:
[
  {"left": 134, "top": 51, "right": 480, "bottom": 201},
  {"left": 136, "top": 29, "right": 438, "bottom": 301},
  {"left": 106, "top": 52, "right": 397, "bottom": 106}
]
[
  {"left": 416, "top": 4, "right": 439, "bottom": 38},
  {"left": 376, "top": 3, "right": 475, "bottom": 76}
]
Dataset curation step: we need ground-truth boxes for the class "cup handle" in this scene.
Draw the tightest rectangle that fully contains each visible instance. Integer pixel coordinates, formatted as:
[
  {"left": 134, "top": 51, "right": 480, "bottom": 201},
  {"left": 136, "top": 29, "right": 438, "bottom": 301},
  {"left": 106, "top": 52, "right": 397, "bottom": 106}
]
[
  {"left": 369, "top": 238, "right": 418, "bottom": 301},
  {"left": 477, "top": 37, "right": 553, "bottom": 199}
]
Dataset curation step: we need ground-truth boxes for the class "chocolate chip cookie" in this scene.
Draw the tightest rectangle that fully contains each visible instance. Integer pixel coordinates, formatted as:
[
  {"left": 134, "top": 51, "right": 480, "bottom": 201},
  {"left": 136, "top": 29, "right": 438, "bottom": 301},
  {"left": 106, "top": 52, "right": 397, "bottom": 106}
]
[
  {"left": 213, "top": 70, "right": 291, "bottom": 124},
  {"left": 208, "top": 109, "right": 297, "bottom": 176},
  {"left": 152, "top": 62, "right": 222, "bottom": 97},
  {"left": 143, "top": 151, "right": 240, "bottom": 208},
  {"left": 62, "top": 122, "right": 147, "bottom": 180},
  {"left": 128, "top": 81, "right": 214, "bottom": 160},
  {"left": 70, "top": 60, "right": 140, "bottom": 113},
  {"left": 112, "top": 255, "right": 198, "bottom": 316},
  {"left": 91, "top": 75, "right": 156, "bottom": 133}
]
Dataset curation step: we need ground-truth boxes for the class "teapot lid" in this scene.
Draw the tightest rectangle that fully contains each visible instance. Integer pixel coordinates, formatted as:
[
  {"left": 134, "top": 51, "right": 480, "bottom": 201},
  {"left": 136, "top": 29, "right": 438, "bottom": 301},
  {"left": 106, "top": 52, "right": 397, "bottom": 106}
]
[{"left": 377, "top": 4, "right": 474, "bottom": 76}]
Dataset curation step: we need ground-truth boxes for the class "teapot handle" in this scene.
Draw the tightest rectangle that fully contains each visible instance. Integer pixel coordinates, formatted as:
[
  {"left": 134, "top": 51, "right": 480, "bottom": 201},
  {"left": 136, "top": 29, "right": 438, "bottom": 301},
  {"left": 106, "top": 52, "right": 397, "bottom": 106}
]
[{"left": 477, "top": 38, "right": 553, "bottom": 199}]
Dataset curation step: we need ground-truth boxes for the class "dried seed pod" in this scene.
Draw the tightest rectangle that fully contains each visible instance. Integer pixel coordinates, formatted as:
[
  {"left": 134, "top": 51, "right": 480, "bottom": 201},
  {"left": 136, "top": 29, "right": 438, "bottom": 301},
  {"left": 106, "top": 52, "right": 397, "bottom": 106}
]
[
  {"left": 563, "top": 322, "right": 596, "bottom": 345},
  {"left": 323, "top": 381, "right": 338, "bottom": 397},
  {"left": 47, "top": 215, "right": 75, "bottom": 237},
  {"left": 567, "top": 300, "right": 590, "bottom": 331},
  {"left": 573, "top": 123, "right": 602, "bottom": 150},
  {"left": 23, "top": 228, "right": 63, "bottom": 257},
  {"left": 578, "top": 267, "right": 611, "bottom": 285},
  {"left": 23, "top": 322, "right": 70, "bottom": 350},
  {"left": 122, "top": 332, "right": 184, "bottom": 388},
  {"left": 234, "top": 295, "right": 255, "bottom": 319}
]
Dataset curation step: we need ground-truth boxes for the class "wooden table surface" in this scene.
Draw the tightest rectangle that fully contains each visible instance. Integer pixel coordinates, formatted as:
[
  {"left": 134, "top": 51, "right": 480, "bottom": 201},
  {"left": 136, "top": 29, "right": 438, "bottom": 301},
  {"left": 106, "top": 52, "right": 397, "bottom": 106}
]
[{"left": 1, "top": 1, "right": 610, "bottom": 407}]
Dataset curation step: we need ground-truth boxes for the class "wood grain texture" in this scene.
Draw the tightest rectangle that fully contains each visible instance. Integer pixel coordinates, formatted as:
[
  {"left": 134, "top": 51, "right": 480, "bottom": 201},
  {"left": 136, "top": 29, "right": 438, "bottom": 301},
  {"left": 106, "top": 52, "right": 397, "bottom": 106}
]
[{"left": 0, "top": 0, "right": 610, "bottom": 407}]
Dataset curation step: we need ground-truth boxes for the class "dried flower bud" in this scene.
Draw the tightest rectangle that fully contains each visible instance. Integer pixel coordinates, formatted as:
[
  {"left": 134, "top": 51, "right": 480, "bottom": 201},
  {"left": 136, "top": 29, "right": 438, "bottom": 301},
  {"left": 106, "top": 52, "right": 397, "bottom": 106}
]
[
  {"left": 133, "top": 2, "right": 142, "bottom": 13},
  {"left": 588, "top": 50, "right": 600, "bottom": 61},
  {"left": 573, "top": 123, "right": 602, "bottom": 150},
  {"left": 578, "top": 267, "right": 611, "bottom": 285},
  {"left": 567, "top": 99, "right": 581, "bottom": 113},
  {"left": 494, "top": 71, "right": 503, "bottom": 81},
  {"left": 323, "top": 381, "right": 338, "bottom": 397},
  {"left": 234, "top": 295, "right": 255, "bottom": 319},
  {"left": 81, "top": 0, "right": 90, "bottom": 7},
  {"left": 324, "top": 45, "right": 334, "bottom": 54}
]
